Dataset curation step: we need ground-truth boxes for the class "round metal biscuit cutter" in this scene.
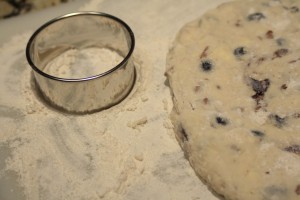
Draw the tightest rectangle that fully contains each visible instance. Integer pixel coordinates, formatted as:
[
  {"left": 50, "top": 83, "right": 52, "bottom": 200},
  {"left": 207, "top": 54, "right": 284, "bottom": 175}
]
[{"left": 26, "top": 12, "right": 136, "bottom": 114}]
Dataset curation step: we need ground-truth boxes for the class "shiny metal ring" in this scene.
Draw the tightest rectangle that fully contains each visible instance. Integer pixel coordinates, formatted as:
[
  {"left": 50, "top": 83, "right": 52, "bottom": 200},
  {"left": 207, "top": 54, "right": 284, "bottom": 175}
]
[{"left": 26, "top": 12, "right": 135, "bottom": 114}]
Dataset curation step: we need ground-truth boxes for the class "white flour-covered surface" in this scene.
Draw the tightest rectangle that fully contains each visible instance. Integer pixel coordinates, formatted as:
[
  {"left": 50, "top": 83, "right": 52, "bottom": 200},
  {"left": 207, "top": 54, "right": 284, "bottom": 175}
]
[
  {"left": 0, "top": 0, "right": 229, "bottom": 199},
  {"left": 44, "top": 47, "right": 124, "bottom": 79}
]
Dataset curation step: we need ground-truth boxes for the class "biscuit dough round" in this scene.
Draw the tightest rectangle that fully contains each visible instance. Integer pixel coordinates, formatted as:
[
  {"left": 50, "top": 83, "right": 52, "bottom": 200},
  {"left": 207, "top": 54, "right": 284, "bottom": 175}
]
[{"left": 166, "top": 0, "right": 300, "bottom": 200}]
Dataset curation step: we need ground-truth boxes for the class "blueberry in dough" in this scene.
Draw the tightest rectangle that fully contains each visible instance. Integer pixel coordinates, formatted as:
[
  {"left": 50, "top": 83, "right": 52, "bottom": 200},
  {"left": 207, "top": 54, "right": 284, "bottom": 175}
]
[
  {"left": 269, "top": 114, "right": 286, "bottom": 128},
  {"left": 290, "top": 6, "right": 299, "bottom": 13},
  {"left": 216, "top": 116, "right": 228, "bottom": 126},
  {"left": 234, "top": 47, "right": 247, "bottom": 57},
  {"left": 247, "top": 12, "right": 265, "bottom": 21},
  {"left": 201, "top": 60, "right": 213, "bottom": 71},
  {"left": 251, "top": 78, "right": 270, "bottom": 96},
  {"left": 251, "top": 130, "right": 265, "bottom": 137}
]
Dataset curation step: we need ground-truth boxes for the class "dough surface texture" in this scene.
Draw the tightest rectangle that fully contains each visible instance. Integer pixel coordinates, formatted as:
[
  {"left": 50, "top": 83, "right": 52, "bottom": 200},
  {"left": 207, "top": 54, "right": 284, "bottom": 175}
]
[{"left": 166, "top": 0, "right": 300, "bottom": 199}]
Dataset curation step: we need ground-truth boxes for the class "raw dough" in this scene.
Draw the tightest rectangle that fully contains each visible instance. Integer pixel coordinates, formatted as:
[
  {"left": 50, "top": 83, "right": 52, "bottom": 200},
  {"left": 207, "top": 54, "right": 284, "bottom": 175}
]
[{"left": 166, "top": 0, "right": 300, "bottom": 200}]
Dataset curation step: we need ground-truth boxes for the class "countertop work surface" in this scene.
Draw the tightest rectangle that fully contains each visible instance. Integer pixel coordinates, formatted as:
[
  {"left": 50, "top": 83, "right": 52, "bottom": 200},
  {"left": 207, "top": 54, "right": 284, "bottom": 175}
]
[
  {"left": 0, "top": 0, "right": 75, "bottom": 19},
  {"left": 0, "top": 0, "right": 229, "bottom": 200}
]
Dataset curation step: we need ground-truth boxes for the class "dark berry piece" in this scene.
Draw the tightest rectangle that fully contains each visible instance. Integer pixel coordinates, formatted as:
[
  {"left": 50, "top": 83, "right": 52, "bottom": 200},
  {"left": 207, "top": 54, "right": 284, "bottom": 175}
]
[
  {"left": 274, "top": 115, "right": 285, "bottom": 125},
  {"left": 290, "top": 6, "right": 299, "bottom": 13},
  {"left": 251, "top": 78, "right": 270, "bottom": 96},
  {"left": 203, "top": 98, "right": 209, "bottom": 104},
  {"left": 293, "top": 113, "right": 300, "bottom": 118},
  {"left": 250, "top": 78, "right": 270, "bottom": 108},
  {"left": 256, "top": 57, "right": 266, "bottom": 65},
  {"left": 234, "top": 47, "right": 247, "bottom": 57},
  {"left": 247, "top": 12, "right": 266, "bottom": 21},
  {"left": 216, "top": 116, "right": 228, "bottom": 126},
  {"left": 296, "top": 185, "right": 300, "bottom": 195},
  {"left": 265, "top": 30, "right": 274, "bottom": 39},
  {"left": 284, "top": 145, "right": 300, "bottom": 155},
  {"left": 273, "top": 48, "right": 289, "bottom": 59},
  {"left": 269, "top": 114, "right": 286, "bottom": 128},
  {"left": 281, "top": 84, "right": 287, "bottom": 90},
  {"left": 251, "top": 130, "right": 265, "bottom": 137},
  {"left": 235, "top": 19, "right": 242, "bottom": 27},
  {"left": 201, "top": 60, "right": 213, "bottom": 71}
]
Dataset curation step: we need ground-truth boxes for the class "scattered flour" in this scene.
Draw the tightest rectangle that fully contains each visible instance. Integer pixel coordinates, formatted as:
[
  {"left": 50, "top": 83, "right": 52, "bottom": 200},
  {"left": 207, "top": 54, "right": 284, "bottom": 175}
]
[
  {"left": 127, "top": 117, "right": 148, "bottom": 130},
  {"left": 43, "top": 47, "right": 123, "bottom": 79}
]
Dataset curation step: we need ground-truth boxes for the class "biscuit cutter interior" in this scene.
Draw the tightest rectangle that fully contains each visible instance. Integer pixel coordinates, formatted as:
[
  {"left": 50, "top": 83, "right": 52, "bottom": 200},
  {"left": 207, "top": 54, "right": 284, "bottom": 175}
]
[{"left": 26, "top": 12, "right": 136, "bottom": 114}]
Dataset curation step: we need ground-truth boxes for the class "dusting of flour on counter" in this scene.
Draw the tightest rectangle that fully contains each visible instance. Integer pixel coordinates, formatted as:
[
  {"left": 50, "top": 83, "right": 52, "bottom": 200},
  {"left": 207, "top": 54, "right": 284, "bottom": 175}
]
[
  {"left": 44, "top": 47, "right": 123, "bottom": 79},
  {"left": 0, "top": 0, "right": 231, "bottom": 200},
  {"left": 127, "top": 117, "right": 148, "bottom": 131}
]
